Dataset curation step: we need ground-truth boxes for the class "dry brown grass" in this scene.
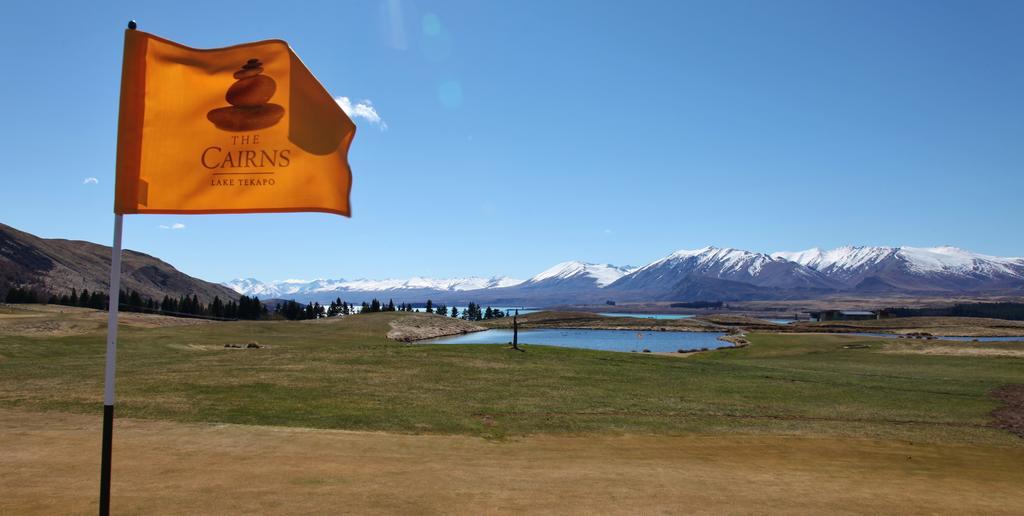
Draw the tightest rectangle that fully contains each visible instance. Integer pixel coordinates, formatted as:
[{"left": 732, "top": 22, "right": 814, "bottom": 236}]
[
  {"left": 2, "top": 409, "right": 1023, "bottom": 515},
  {"left": 384, "top": 312, "right": 486, "bottom": 341},
  {"left": 0, "top": 304, "right": 210, "bottom": 337},
  {"left": 882, "top": 341, "right": 1024, "bottom": 358}
]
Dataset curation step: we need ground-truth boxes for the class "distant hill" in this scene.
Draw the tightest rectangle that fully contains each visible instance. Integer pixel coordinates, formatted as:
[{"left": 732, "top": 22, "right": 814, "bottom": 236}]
[{"left": 0, "top": 223, "right": 239, "bottom": 303}]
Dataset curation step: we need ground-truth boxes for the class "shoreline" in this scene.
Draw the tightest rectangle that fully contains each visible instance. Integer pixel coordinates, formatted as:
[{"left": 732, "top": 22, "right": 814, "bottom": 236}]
[{"left": 384, "top": 310, "right": 1024, "bottom": 343}]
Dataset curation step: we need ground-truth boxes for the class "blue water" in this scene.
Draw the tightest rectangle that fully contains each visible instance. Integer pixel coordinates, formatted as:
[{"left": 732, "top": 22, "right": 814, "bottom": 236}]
[
  {"left": 454, "top": 306, "right": 540, "bottom": 315},
  {"left": 597, "top": 313, "right": 694, "bottom": 320},
  {"left": 597, "top": 314, "right": 803, "bottom": 324},
  {"left": 424, "top": 328, "right": 728, "bottom": 353},
  {"left": 850, "top": 333, "right": 1024, "bottom": 342}
]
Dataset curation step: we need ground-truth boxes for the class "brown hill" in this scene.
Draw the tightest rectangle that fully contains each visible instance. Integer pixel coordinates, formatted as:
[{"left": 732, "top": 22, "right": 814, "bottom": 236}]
[{"left": 0, "top": 222, "right": 238, "bottom": 303}]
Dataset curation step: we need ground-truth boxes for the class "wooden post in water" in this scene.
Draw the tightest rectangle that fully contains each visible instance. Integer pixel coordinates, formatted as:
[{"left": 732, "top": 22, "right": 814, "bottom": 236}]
[{"left": 512, "top": 309, "right": 520, "bottom": 351}]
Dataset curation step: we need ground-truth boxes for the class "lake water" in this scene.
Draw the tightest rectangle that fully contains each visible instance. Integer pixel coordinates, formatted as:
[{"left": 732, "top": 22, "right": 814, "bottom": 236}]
[
  {"left": 850, "top": 332, "right": 1024, "bottom": 342},
  {"left": 424, "top": 328, "right": 729, "bottom": 353},
  {"left": 598, "top": 314, "right": 803, "bottom": 324},
  {"left": 597, "top": 313, "right": 694, "bottom": 320},
  {"left": 451, "top": 306, "right": 540, "bottom": 315}
]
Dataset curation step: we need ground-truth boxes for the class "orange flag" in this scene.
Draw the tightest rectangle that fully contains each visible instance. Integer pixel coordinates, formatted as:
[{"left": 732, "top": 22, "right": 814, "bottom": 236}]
[{"left": 114, "top": 29, "right": 355, "bottom": 216}]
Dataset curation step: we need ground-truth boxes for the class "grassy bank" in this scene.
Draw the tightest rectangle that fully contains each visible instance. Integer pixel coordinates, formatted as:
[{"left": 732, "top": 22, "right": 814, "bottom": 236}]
[{"left": 0, "top": 309, "right": 1022, "bottom": 444}]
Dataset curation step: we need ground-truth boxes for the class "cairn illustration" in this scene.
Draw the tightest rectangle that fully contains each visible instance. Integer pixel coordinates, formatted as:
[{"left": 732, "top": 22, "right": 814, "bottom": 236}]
[{"left": 207, "top": 58, "right": 285, "bottom": 131}]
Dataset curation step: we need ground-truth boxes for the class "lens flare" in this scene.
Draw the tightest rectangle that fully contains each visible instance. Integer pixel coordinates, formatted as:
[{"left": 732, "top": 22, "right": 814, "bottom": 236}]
[{"left": 438, "top": 80, "right": 463, "bottom": 109}]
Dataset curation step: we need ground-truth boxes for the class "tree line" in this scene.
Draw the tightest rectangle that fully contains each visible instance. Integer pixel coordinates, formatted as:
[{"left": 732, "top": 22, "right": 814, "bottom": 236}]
[
  {"left": 887, "top": 302, "right": 1024, "bottom": 321},
  {"left": 420, "top": 300, "right": 508, "bottom": 321},
  {"left": 348, "top": 298, "right": 508, "bottom": 321},
  {"left": 4, "top": 286, "right": 266, "bottom": 320},
  {"left": 5, "top": 286, "right": 514, "bottom": 323}
]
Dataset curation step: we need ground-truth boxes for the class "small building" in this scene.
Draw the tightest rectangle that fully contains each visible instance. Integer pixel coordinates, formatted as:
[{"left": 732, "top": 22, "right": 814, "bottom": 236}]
[{"left": 811, "top": 310, "right": 885, "bottom": 322}]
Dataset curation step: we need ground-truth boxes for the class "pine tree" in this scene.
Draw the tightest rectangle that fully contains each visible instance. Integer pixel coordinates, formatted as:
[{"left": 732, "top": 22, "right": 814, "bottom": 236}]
[
  {"left": 450, "top": 306, "right": 459, "bottom": 318},
  {"left": 211, "top": 296, "right": 224, "bottom": 318},
  {"left": 224, "top": 300, "right": 238, "bottom": 319},
  {"left": 129, "top": 291, "right": 143, "bottom": 310}
]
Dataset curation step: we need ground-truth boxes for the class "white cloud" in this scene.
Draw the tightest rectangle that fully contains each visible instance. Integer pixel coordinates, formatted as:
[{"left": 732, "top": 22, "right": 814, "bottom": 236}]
[
  {"left": 83, "top": 177, "right": 99, "bottom": 184},
  {"left": 335, "top": 96, "right": 387, "bottom": 130},
  {"left": 158, "top": 223, "right": 186, "bottom": 230}
]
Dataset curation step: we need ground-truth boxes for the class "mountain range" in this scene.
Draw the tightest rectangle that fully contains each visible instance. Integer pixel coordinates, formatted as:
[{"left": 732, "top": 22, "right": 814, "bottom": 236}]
[
  {"left": 226, "top": 245, "right": 1024, "bottom": 305},
  {"left": 221, "top": 276, "right": 524, "bottom": 299},
  {"left": 6, "top": 221, "right": 1019, "bottom": 308}
]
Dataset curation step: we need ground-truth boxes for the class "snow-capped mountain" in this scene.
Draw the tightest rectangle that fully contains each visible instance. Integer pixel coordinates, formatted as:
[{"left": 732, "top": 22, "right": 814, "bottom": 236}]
[
  {"left": 456, "top": 261, "right": 640, "bottom": 306},
  {"left": 221, "top": 278, "right": 289, "bottom": 298},
  {"left": 224, "top": 276, "right": 523, "bottom": 299},
  {"left": 522, "top": 261, "right": 636, "bottom": 289},
  {"left": 607, "top": 247, "right": 839, "bottom": 296},
  {"left": 772, "top": 246, "right": 1024, "bottom": 292},
  {"left": 327, "top": 276, "right": 523, "bottom": 292}
]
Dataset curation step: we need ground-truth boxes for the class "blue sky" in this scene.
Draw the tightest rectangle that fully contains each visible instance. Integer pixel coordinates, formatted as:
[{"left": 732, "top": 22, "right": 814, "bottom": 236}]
[{"left": 1, "top": 1, "right": 1022, "bottom": 282}]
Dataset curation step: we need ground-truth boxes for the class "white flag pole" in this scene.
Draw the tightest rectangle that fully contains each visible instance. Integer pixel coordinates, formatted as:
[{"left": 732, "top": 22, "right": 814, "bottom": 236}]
[{"left": 99, "top": 213, "right": 124, "bottom": 516}]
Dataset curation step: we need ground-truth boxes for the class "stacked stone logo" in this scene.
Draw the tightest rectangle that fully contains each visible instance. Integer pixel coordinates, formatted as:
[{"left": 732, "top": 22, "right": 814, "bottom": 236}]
[{"left": 207, "top": 58, "right": 285, "bottom": 131}]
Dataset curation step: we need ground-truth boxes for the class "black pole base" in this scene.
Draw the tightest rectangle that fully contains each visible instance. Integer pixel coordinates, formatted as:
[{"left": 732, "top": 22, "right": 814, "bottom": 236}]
[{"left": 99, "top": 404, "right": 114, "bottom": 516}]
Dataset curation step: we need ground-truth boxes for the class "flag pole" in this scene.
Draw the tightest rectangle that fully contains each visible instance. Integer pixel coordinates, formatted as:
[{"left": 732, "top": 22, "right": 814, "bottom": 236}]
[
  {"left": 100, "top": 21, "right": 135, "bottom": 515},
  {"left": 99, "top": 213, "right": 124, "bottom": 516}
]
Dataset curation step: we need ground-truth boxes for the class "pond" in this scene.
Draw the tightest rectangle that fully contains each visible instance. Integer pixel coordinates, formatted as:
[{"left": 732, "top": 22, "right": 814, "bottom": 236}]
[{"left": 423, "top": 328, "right": 729, "bottom": 353}]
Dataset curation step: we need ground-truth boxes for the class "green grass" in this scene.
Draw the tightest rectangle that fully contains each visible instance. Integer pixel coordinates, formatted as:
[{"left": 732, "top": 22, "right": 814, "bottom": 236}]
[{"left": 0, "top": 312, "right": 1021, "bottom": 444}]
